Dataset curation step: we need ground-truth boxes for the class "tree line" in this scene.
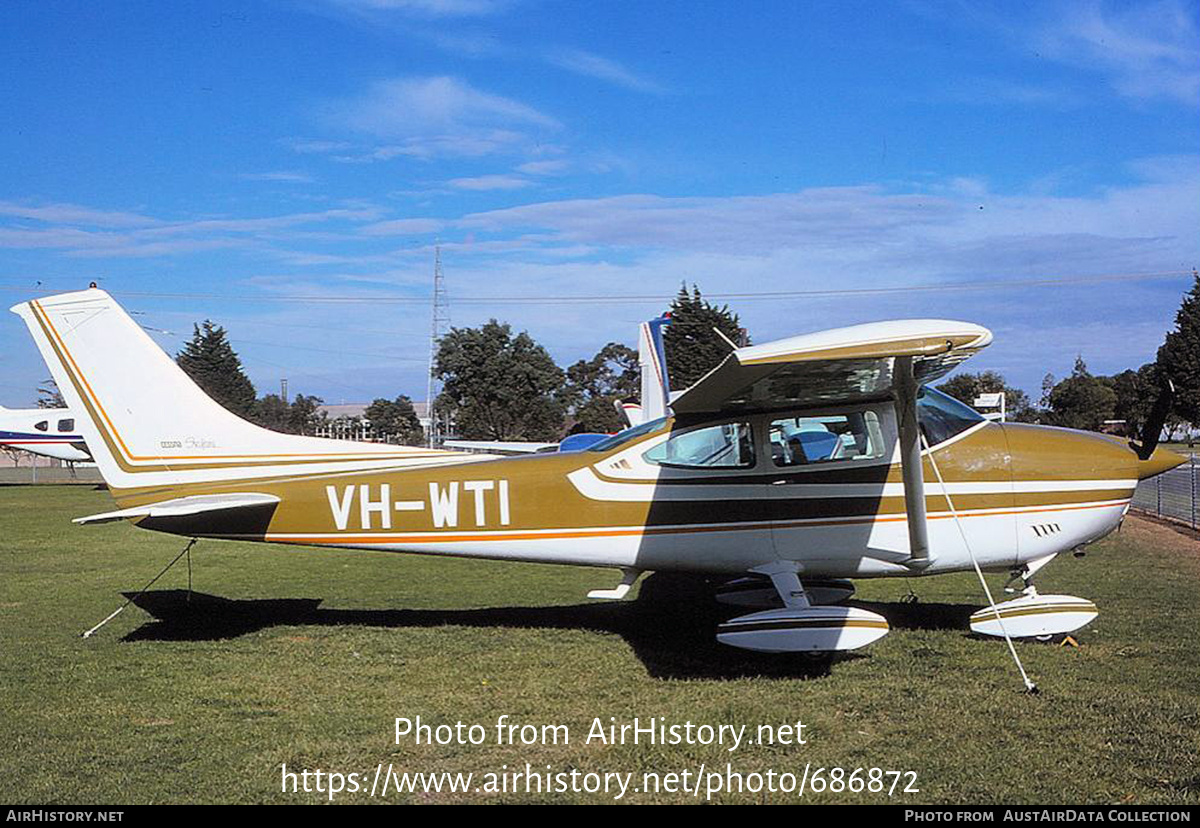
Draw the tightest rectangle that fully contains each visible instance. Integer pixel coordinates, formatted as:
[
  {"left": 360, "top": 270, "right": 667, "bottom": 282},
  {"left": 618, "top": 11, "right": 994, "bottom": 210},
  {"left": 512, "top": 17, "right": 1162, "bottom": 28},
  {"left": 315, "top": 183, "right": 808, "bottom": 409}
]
[
  {"left": 173, "top": 320, "right": 423, "bottom": 445},
  {"left": 431, "top": 285, "right": 745, "bottom": 440},
  {"left": 160, "top": 274, "right": 1200, "bottom": 445},
  {"left": 942, "top": 273, "right": 1200, "bottom": 439}
]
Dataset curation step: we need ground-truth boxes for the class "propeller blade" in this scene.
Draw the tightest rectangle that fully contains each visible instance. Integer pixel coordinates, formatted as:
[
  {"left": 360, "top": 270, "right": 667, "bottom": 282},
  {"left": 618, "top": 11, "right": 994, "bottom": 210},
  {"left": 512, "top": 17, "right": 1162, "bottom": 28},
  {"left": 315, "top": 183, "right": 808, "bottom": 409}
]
[{"left": 1133, "top": 377, "right": 1175, "bottom": 461}]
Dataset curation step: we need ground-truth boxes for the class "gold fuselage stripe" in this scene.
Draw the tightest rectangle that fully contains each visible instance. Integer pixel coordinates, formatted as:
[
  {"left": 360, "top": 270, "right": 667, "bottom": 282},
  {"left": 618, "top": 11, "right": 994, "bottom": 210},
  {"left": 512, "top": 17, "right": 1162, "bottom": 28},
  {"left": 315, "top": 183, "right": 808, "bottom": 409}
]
[{"left": 254, "top": 498, "right": 1128, "bottom": 546}]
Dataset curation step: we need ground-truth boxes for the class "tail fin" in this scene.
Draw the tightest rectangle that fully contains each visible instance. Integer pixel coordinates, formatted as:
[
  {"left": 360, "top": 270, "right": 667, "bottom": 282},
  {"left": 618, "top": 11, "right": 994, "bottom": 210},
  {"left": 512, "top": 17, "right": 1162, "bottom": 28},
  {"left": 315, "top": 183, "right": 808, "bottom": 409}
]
[
  {"left": 11, "top": 288, "right": 457, "bottom": 495},
  {"left": 635, "top": 313, "right": 671, "bottom": 425}
]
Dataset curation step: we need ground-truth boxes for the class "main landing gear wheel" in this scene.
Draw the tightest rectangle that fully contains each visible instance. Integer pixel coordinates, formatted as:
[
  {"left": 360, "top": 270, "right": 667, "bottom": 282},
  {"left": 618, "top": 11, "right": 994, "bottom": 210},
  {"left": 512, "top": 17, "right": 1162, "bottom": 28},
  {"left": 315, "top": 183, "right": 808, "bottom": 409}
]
[{"left": 716, "top": 564, "right": 888, "bottom": 653}]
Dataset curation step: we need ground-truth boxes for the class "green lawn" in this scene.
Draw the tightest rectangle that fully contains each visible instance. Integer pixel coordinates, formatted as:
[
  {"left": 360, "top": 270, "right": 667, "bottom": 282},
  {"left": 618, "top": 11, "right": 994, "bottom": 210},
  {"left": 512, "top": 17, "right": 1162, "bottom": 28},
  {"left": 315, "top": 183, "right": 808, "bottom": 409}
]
[{"left": 1, "top": 485, "right": 1197, "bottom": 804}]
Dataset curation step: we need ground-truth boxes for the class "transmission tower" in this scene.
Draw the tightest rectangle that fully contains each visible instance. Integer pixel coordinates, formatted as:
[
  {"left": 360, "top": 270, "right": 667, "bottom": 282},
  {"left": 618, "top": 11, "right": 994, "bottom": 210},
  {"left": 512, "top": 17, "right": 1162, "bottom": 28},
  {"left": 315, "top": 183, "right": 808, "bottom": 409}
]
[{"left": 426, "top": 243, "right": 450, "bottom": 447}]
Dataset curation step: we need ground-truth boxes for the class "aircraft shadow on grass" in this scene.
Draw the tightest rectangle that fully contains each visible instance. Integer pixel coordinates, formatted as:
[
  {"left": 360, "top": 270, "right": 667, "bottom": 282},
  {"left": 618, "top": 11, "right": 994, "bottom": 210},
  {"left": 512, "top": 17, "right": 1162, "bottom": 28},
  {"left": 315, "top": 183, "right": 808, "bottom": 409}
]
[{"left": 120, "top": 573, "right": 977, "bottom": 681}]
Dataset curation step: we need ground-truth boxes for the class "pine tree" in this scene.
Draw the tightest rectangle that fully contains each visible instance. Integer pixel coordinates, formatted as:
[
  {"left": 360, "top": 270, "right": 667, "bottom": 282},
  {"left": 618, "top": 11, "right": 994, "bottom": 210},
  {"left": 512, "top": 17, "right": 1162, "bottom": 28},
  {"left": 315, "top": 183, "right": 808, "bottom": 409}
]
[
  {"left": 1157, "top": 270, "right": 1200, "bottom": 427},
  {"left": 662, "top": 284, "right": 746, "bottom": 391},
  {"left": 176, "top": 321, "right": 257, "bottom": 419},
  {"left": 253, "top": 394, "right": 291, "bottom": 432}
]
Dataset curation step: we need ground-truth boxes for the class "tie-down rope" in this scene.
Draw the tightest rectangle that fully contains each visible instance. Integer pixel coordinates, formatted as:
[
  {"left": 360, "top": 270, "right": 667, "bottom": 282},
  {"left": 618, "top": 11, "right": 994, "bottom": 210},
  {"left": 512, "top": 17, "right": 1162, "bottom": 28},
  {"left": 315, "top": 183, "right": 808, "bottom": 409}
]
[{"left": 921, "top": 435, "right": 1038, "bottom": 694}]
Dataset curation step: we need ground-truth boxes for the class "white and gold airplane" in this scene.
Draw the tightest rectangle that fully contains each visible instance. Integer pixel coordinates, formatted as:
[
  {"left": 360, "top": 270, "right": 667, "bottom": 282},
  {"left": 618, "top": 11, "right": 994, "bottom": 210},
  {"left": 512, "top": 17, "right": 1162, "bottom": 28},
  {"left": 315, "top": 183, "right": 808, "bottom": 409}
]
[{"left": 12, "top": 288, "right": 1184, "bottom": 653}]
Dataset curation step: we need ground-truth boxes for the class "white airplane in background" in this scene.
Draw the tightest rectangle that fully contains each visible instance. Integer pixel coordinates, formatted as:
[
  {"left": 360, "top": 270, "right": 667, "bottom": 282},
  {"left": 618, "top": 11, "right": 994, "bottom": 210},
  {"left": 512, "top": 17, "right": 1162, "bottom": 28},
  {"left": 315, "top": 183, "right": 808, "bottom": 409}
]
[{"left": 0, "top": 404, "right": 91, "bottom": 463}]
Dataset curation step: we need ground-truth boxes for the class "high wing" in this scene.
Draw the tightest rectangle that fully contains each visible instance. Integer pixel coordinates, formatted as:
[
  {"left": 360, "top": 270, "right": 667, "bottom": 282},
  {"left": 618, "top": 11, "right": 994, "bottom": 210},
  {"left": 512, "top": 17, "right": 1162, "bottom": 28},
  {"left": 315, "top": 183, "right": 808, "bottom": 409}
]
[
  {"left": 671, "top": 319, "right": 992, "bottom": 417},
  {"left": 672, "top": 319, "right": 993, "bottom": 568}
]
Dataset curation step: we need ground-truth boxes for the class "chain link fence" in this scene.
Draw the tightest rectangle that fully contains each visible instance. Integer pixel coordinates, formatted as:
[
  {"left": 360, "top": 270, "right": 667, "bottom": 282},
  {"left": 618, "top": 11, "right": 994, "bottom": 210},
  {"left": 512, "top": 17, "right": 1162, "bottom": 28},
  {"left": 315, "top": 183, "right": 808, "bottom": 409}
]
[
  {"left": 0, "top": 466, "right": 104, "bottom": 485},
  {"left": 1131, "top": 453, "right": 1199, "bottom": 530}
]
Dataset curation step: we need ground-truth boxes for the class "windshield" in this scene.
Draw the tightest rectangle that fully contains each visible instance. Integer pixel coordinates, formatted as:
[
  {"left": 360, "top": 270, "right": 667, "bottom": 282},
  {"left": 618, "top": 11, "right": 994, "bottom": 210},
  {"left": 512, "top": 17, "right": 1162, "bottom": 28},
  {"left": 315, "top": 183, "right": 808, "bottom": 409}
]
[
  {"left": 585, "top": 417, "right": 669, "bottom": 452},
  {"left": 917, "top": 388, "right": 986, "bottom": 446}
]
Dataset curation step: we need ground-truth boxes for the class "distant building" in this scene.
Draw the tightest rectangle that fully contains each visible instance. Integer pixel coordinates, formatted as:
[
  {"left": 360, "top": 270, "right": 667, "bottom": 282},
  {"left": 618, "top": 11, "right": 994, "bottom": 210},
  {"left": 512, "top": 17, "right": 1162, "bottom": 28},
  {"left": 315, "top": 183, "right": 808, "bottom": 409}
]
[
  {"left": 1100, "top": 419, "right": 1127, "bottom": 435},
  {"left": 314, "top": 401, "right": 431, "bottom": 442}
]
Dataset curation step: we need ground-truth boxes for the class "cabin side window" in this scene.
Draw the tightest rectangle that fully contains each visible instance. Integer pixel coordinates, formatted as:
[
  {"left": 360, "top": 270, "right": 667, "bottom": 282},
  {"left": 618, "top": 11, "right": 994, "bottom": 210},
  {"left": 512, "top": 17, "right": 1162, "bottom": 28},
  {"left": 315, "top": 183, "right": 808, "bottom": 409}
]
[
  {"left": 769, "top": 411, "right": 885, "bottom": 467},
  {"left": 643, "top": 422, "right": 754, "bottom": 468},
  {"left": 917, "top": 388, "right": 985, "bottom": 447},
  {"left": 57, "top": 418, "right": 74, "bottom": 432}
]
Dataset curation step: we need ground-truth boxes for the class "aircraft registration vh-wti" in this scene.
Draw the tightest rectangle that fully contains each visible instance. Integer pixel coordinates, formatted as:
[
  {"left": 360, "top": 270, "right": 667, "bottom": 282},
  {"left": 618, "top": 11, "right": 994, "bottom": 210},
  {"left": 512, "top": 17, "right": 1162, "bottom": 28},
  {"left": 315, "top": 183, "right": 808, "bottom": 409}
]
[{"left": 10, "top": 288, "right": 1186, "bottom": 671}]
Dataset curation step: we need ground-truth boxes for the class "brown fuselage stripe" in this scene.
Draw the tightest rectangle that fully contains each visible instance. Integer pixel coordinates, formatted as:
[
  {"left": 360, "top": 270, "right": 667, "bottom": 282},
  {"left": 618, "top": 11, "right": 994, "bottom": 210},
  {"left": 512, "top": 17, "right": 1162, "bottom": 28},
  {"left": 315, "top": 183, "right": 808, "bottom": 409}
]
[{"left": 253, "top": 499, "right": 1127, "bottom": 545}]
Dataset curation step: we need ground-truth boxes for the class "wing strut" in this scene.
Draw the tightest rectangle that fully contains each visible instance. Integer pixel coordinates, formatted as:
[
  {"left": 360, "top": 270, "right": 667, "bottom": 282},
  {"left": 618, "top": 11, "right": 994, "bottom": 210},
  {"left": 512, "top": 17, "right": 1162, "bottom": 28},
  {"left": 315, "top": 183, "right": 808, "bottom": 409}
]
[{"left": 894, "top": 356, "right": 930, "bottom": 569}]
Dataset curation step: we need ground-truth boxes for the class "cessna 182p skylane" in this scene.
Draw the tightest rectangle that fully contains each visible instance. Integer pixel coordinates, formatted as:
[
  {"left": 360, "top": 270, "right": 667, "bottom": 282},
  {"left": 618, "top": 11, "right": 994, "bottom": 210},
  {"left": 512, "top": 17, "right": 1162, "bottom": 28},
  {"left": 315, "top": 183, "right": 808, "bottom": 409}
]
[{"left": 13, "top": 288, "right": 1184, "bottom": 655}]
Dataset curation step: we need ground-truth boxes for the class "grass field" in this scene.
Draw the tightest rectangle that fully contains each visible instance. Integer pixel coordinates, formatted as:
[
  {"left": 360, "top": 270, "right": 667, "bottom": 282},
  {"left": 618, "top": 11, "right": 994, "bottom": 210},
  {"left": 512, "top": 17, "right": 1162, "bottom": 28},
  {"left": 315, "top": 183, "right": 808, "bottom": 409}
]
[{"left": 2, "top": 484, "right": 1198, "bottom": 805}]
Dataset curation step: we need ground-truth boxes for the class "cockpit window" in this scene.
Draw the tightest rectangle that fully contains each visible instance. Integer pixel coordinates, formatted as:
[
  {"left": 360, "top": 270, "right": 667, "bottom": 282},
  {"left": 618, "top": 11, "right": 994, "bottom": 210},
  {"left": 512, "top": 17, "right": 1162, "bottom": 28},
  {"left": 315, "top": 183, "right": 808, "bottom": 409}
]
[
  {"left": 585, "top": 417, "right": 669, "bottom": 452},
  {"left": 643, "top": 422, "right": 754, "bottom": 468},
  {"left": 770, "top": 411, "right": 884, "bottom": 466},
  {"left": 918, "top": 388, "right": 985, "bottom": 446},
  {"left": 34, "top": 420, "right": 48, "bottom": 432}
]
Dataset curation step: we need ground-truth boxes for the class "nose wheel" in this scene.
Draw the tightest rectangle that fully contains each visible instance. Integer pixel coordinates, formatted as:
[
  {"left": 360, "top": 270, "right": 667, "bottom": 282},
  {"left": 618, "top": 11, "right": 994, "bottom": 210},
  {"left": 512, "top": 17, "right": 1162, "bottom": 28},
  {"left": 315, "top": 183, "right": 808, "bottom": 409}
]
[
  {"left": 972, "top": 553, "right": 1098, "bottom": 639},
  {"left": 1004, "top": 553, "right": 1058, "bottom": 598}
]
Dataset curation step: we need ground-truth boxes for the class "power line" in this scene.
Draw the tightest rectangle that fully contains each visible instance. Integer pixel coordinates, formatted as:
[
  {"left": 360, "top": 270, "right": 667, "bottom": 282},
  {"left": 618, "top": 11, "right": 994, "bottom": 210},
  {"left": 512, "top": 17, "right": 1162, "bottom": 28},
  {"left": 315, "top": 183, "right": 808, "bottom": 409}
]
[
  {"left": 0, "top": 269, "right": 1189, "bottom": 306},
  {"left": 229, "top": 338, "right": 427, "bottom": 363}
]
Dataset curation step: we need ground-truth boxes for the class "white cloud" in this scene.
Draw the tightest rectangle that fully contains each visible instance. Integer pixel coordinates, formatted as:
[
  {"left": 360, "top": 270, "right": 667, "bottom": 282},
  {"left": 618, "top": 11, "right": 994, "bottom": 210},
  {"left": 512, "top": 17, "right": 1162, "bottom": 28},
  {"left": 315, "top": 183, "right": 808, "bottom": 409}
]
[
  {"left": 0, "top": 206, "right": 384, "bottom": 258},
  {"left": 517, "top": 159, "right": 569, "bottom": 176},
  {"left": 1037, "top": 0, "right": 1200, "bottom": 105},
  {"left": 237, "top": 171, "right": 316, "bottom": 183},
  {"left": 0, "top": 201, "right": 158, "bottom": 228},
  {"left": 360, "top": 217, "right": 446, "bottom": 236},
  {"left": 286, "top": 138, "right": 355, "bottom": 154},
  {"left": 6, "top": 158, "right": 1196, "bottom": 397},
  {"left": 546, "top": 49, "right": 665, "bottom": 93},
  {"left": 329, "top": 130, "right": 530, "bottom": 162},
  {"left": 328, "top": 75, "right": 558, "bottom": 136},
  {"left": 315, "top": 76, "right": 561, "bottom": 162},
  {"left": 448, "top": 158, "right": 1200, "bottom": 269},
  {"left": 317, "top": 0, "right": 510, "bottom": 18},
  {"left": 447, "top": 174, "right": 532, "bottom": 190}
]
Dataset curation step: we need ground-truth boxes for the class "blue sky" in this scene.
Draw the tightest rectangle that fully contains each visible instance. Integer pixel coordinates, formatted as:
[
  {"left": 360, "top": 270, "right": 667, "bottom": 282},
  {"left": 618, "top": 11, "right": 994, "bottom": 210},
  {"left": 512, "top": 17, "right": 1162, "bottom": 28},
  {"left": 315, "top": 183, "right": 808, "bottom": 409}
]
[{"left": 1, "top": 0, "right": 1198, "bottom": 408}]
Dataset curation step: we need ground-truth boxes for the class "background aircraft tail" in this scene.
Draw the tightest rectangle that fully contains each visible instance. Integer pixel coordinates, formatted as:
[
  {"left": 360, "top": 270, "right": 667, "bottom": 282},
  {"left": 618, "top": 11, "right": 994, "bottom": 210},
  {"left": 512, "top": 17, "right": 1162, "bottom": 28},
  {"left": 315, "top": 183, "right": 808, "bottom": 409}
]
[
  {"left": 633, "top": 313, "right": 671, "bottom": 425},
  {"left": 11, "top": 288, "right": 463, "bottom": 494}
]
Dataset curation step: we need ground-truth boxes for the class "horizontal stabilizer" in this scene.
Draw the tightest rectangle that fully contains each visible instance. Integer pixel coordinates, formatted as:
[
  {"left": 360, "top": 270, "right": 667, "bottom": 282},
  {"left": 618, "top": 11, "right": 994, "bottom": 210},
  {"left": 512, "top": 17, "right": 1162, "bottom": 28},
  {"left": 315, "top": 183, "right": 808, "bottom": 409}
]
[
  {"left": 74, "top": 493, "right": 280, "bottom": 525},
  {"left": 443, "top": 439, "right": 557, "bottom": 454}
]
